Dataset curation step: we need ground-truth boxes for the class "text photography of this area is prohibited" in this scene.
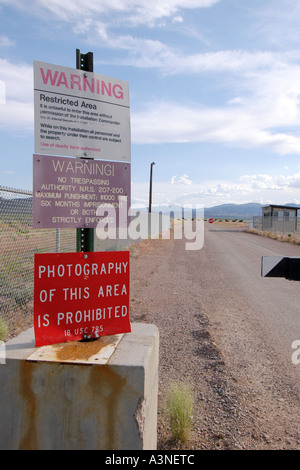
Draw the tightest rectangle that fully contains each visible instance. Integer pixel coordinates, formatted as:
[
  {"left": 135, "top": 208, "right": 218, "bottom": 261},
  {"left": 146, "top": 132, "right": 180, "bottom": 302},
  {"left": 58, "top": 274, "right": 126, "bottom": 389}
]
[{"left": 34, "top": 251, "right": 130, "bottom": 347}]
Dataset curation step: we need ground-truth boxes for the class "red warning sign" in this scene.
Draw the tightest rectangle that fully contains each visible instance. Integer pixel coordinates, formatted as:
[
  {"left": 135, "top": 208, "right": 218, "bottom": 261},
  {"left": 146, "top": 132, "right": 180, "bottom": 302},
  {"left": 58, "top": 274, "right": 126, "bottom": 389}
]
[{"left": 34, "top": 251, "right": 130, "bottom": 347}]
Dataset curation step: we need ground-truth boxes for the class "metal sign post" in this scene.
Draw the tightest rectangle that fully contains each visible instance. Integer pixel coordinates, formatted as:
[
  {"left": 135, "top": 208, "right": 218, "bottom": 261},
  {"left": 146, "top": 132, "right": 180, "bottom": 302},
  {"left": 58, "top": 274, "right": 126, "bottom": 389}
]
[
  {"left": 148, "top": 162, "right": 155, "bottom": 213},
  {"left": 76, "top": 49, "right": 95, "bottom": 252}
]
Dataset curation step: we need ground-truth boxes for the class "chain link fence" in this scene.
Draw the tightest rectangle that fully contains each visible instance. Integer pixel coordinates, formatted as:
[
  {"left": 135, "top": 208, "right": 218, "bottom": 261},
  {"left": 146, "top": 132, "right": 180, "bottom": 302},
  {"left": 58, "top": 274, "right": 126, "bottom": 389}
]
[
  {"left": 253, "top": 215, "right": 300, "bottom": 236},
  {"left": 0, "top": 185, "right": 134, "bottom": 340},
  {"left": 0, "top": 186, "right": 77, "bottom": 339}
]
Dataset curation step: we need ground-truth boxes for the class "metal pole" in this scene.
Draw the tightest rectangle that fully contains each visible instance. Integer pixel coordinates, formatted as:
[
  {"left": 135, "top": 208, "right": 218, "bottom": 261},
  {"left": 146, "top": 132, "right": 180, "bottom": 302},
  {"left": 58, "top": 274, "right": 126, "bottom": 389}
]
[
  {"left": 56, "top": 228, "right": 60, "bottom": 253},
  {"left": 76, "top": 49, "right": 95, "bottom": 253},
  {"left": 148, "top": 162, "right": 155, "bottom": 213}
]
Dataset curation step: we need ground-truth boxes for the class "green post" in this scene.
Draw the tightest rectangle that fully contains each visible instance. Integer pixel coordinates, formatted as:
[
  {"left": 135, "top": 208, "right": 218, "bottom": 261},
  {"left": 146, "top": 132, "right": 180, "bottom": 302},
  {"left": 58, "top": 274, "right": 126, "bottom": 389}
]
[{"left": 76, "top": 49, "right": 95, "bottom": 253}]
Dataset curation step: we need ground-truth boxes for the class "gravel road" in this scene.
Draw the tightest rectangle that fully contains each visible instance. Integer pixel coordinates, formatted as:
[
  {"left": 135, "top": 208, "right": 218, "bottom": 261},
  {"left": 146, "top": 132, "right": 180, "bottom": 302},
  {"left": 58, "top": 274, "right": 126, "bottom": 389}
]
[{"left": 129, "top": 221, "right": 300, "bottom": 450}]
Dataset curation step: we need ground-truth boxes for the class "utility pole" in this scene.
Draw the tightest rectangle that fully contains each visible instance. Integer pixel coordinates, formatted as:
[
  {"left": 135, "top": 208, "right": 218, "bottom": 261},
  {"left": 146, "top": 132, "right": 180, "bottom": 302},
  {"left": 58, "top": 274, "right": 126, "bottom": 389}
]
[
  {"left": 76, "top": 49, "right": 95, "bottom": 252},
  {"left": 149, "top": 162, "right": 155, "bottom": 213}
]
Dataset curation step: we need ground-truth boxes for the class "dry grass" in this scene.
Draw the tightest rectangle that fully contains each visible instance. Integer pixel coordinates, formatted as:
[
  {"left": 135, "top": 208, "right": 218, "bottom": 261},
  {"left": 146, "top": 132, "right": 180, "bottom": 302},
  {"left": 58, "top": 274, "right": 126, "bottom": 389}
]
[
  {"left": 163, "top": 382, "right": 195, "bottom": 445},
  {"left": 208, "top": 219, "right": 249, "bottom": 228},
  {"left": 246, "top": 228, "right": 300, "bottom": 245}
]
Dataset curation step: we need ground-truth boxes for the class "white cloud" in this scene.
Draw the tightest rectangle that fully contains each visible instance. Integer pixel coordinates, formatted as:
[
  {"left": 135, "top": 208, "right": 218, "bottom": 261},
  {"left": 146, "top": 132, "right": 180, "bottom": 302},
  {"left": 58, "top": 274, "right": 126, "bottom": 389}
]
[
  {"left": 172, "top": 16, "right": 184, "bottom": 23},
  {"left": 170, "top": 174, "right": 192, "bottom": 185},
  {"left": 133, "top": 176, "right": 250, "bottom": 208},
  {"left": 131, "top": 97, "right": 300, "bottom": 155},
  {"left": 239, "top": 174, "right": 286, "bottom": 190},
  {"left": 0, "top": 0, "right": 220, "bottom": 26},
  {"left": 165, "top": 50, "right": 282, "bottom": 75},
  {"left": 254, "top": 0, "right": 300, "bottom": 50},
  {"left": 0, "top": 59, "right": 33, "bottom": 102},
  {"left": 2, "top": 47, "right": 300, "bottom": 158},
  {"left": 2, "top": 1, "right": 300, "bottom": 159},
  {"left": 93, "top": 25, "right": 173, "bottom": 65},
  {"left": 132, "top": 171, "right": 300, "bottom": 208},
  {"left": 239, "top": 172, "right": 300, "bottom": 196},
  {"left": 124, "top": 43, "right": 300, "bottom": 154},
  {"left": 96, "top": 38, "right": 283, "bottom": 74},
  {"left": 0, "top": 59, "right": 33, "bottom": 130}
]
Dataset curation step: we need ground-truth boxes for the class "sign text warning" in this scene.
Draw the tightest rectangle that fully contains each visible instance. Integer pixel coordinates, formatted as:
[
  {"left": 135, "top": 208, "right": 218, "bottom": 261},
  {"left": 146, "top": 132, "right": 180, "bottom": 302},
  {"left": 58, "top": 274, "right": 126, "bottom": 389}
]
[
  {"left": 32, "top": 154, "right": 130, "bottom": 228},
  {"left": 34, "top": 61, "right": 131, "bottom": 161}
]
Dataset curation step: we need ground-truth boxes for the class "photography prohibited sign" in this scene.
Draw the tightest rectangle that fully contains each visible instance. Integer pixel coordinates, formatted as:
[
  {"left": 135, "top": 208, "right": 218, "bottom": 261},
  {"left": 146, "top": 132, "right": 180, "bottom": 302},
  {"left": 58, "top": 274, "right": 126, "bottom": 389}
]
[{"left": 34, "top": 251, "right": 130, "bottom": 347}]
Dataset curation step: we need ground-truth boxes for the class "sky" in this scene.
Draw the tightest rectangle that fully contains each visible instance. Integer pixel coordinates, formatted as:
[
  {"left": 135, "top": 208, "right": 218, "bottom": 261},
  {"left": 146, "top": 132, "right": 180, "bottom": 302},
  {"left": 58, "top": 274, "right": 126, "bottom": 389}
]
[{"left": 1, "top": 0, "right": 300, "bottom": 208}]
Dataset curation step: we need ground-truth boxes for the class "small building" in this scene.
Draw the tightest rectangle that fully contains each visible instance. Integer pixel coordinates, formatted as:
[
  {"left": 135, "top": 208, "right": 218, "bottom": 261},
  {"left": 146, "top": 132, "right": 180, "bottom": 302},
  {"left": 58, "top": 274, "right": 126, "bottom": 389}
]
[{"left": 262, "top": 204, "right": 300, "bottom": 232}]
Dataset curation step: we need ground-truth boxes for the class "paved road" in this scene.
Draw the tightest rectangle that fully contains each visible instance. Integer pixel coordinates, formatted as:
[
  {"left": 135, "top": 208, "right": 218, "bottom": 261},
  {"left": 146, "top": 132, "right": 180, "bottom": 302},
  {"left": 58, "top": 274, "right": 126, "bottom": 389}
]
[
  {"left": 204, "top": 223, "right": 300, "bottom": 364},
  {"left": 192, "top": 222, "right": 300, "bottom": 447},
  {"left": 131, "top": 221, "right": 300, "bottom": 448}
]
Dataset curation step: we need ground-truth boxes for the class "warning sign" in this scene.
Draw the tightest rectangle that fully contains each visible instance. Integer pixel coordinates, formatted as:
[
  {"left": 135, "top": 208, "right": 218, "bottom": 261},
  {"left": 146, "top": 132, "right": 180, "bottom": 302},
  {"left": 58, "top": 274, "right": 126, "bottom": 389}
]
[
  {"left": 32, "top": 154, "right": 130, "bottom": 229},
  {"left": 34, "top": 251, "right": 130, "bottom": 347},
  {"left": 34, "top": 60, "right": 131, "bottom": 161}
]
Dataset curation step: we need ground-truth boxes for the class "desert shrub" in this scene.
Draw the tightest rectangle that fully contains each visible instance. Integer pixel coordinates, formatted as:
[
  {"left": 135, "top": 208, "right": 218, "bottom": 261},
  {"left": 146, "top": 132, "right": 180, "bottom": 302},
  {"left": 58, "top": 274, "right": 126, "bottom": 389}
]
[{"left": 164, "top": 382, "right": 194, "bottom": 444}]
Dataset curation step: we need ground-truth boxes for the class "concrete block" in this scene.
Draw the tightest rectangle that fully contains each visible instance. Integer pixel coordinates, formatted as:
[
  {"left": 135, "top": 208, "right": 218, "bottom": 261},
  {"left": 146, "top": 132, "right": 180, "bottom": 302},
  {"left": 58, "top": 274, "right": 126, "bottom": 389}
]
[{"left": 0, "top": 323, "right": 159, "bottom": 450}]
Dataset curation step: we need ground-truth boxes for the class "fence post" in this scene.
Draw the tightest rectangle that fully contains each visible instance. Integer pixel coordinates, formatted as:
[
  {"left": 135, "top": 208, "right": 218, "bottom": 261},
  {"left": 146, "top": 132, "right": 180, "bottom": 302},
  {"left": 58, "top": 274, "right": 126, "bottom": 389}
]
[{"left": 56, "top": 228, "right": 60, "bottom": 253}]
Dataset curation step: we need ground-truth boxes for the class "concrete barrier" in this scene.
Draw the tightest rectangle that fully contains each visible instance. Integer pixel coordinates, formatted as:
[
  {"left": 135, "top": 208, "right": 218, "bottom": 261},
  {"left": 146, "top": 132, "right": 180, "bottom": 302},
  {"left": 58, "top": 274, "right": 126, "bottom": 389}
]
[{"left": 0, "top": 323, "right": 159, "bottom": 450}]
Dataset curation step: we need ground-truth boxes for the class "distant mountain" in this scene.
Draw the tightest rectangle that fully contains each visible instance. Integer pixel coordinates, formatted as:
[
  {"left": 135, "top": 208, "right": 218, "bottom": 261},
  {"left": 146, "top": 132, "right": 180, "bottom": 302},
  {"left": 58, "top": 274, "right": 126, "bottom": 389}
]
[
  {"left": 150, "top": 202, "right": 300, "bottom": 219},
  {"left": 204, "top": 203, "right": 263, "bottom": 218},
  {"left": 149, "top": 202, "right": 263, "bottom": 218},
  {"left": 204, "top": 202, "right": 300, "bottom": 218}
]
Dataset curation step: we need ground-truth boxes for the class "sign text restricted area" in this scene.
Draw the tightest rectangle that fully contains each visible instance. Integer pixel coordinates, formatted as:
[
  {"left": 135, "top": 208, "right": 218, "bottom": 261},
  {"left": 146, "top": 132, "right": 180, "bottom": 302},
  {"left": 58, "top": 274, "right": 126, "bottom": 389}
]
[
  {"left": 34, "top": 61, "right": 130, "bottom": 161},
  {"left": 34, "top": 251, "right": 130, "bottom": 347},
  {"left": 33, "top": 155, "right": 130, "bottom": 228}
]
